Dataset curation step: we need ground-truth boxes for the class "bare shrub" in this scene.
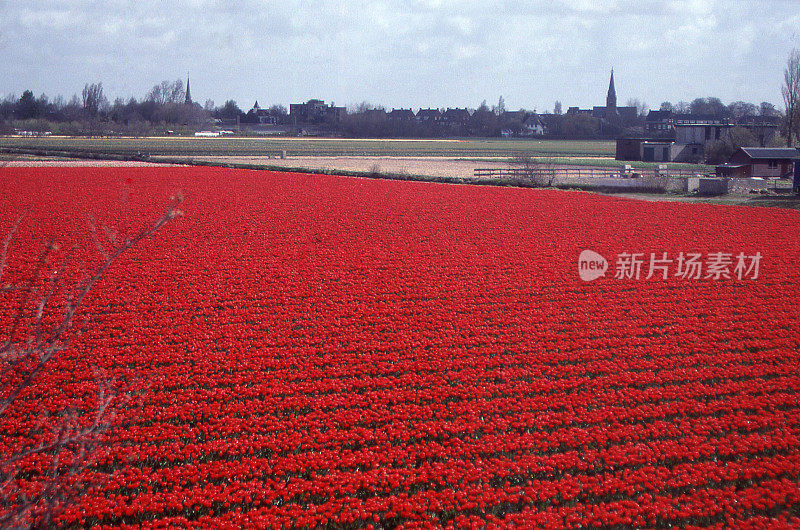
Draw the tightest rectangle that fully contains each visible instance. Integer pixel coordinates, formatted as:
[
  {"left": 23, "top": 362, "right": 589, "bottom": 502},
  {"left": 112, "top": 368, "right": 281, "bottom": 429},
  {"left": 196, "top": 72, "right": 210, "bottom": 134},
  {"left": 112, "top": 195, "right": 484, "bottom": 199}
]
[
  {"left": 0, "top": 195, "right": 183, "bottom": 528},
  {"left": 640, "top": 169, "right": 670, "bottom": 193},
  {"left": 510, "top": 156, "right": 558, "bottom": 187}
]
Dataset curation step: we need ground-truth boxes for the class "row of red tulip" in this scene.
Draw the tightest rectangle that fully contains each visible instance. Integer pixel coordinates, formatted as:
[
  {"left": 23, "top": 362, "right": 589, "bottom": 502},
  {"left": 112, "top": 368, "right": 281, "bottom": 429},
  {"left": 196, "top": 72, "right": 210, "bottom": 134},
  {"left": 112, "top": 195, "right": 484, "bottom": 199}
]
[{"left": 1, "top": 166, "right": 799, "bottom": 527}]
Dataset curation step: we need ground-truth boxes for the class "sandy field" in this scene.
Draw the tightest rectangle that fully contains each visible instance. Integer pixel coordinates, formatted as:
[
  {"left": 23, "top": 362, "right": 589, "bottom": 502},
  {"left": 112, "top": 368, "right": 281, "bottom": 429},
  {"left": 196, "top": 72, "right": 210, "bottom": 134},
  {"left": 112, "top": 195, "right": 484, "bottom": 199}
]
[
  {"left": 184, "top": 156, "right": 514, "bottom": 180},
  {"left": 1, "top": 156, "right": 509, "bottom": 179}
]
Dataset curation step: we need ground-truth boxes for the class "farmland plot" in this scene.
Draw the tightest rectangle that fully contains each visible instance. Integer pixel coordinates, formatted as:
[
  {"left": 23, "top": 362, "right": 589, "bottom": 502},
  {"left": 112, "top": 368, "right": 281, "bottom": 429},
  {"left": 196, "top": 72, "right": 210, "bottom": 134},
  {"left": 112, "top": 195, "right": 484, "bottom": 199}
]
[
  {"left": 1, "top": 166, "right": 799, "bottom": 528},
  {"left": 0, "top": 136, "right": 615, "bottom": 159}
]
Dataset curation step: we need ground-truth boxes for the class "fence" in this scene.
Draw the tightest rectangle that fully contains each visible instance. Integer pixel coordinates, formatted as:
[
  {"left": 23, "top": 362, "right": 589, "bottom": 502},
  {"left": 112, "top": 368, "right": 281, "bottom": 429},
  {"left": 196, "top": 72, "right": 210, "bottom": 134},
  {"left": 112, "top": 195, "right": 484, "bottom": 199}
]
[
  {"left": 473, "top": 166, "right": 704, "bottom": 180},
  {"left": 474, "top": 166, "right": 796, "bottom": 195},
  {"left": 728, "top": 177, "right": 795, "bottom": 194}
]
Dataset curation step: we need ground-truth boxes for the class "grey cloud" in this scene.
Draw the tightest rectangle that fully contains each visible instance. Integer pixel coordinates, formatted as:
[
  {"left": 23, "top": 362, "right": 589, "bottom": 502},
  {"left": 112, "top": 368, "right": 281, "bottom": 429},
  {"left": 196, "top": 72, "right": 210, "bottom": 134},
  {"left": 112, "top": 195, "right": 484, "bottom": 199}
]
[{"left": 1, "top": 0, "right": 797, "bottom": 111}]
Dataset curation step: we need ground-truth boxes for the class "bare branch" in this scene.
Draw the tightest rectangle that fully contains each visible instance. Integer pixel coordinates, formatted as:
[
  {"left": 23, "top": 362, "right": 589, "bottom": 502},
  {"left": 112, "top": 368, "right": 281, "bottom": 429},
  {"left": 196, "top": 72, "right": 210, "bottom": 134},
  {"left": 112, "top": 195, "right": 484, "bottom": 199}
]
[
  {"left": 0, "top": 211, "right": 28, "bottom": 285},
  {"left": 88, "top": 217, "right": 109, "bottom": 261},
  {"left": 783, "top": 48, "right": 800, "bottom": 146},
  {"left": 102, "top": 225, "right": 118, "bottom": 247},
  {"left": 0, "top": 194, "right": 183, "bottom": 528},
  {"left": 0, "top": 238, "right": 56, "bottom": 358}
]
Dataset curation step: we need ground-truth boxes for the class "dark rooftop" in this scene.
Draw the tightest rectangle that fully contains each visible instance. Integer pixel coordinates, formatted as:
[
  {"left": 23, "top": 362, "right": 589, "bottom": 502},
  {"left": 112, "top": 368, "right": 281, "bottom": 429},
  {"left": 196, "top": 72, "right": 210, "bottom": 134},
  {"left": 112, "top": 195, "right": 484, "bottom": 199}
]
[
  {"left": 738, "top": 147, "right": 800, "bottom": 159},
  {"left": 646, "top": 110, "right": 673, "bottom": 121}
]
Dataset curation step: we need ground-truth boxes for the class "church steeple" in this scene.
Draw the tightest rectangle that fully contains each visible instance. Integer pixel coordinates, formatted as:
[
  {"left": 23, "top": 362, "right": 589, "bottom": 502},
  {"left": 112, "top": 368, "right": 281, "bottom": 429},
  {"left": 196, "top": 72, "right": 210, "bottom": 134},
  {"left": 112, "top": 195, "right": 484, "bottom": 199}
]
[
  {"left": 185, "top": 74, "right": 193, "bottom": 105},
  {"left": 606, "top": 69, "right": 617, "bottom": 112}
]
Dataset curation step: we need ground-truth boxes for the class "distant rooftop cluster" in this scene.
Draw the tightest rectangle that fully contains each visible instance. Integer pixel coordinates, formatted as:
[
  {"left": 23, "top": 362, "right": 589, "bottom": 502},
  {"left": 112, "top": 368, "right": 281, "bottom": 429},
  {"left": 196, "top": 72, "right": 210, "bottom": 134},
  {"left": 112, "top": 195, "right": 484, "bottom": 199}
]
[
  {"left": 1, "top": 70, "right": 786, "bottom": 148},
  {"left": 237, "top": 71, "right": 652, "bottom": 139}
]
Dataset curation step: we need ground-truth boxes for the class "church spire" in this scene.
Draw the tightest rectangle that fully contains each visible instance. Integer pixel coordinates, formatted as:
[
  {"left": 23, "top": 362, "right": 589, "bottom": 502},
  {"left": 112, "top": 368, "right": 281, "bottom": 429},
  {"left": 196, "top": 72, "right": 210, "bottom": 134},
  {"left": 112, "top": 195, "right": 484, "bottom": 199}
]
[
  {"left": 185, "top": 73, "right": 193, "bottom": 105},
  {"left": 606, "top": 69, "right": 617, "bottom": 112}
]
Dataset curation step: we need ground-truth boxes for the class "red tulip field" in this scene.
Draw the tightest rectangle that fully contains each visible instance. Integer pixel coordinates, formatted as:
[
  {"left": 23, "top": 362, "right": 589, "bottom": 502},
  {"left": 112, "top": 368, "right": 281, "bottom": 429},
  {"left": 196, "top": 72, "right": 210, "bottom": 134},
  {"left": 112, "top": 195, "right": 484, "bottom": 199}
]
[{"left": 1, "top": 165, "right": 799, "bottom": 528}]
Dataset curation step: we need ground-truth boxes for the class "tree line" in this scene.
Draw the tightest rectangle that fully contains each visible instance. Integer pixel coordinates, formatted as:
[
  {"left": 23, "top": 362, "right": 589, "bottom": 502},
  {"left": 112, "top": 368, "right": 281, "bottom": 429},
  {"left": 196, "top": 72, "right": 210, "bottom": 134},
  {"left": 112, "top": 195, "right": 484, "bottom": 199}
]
[
  {"left": 2, "top": 53, "right": 798, "bottom": 144},
  {"left": 656, "top": 98, "right": 779, "bottom": 119},
  {"left": 0, "top": 80, "right": 236, "bottom": 136}
]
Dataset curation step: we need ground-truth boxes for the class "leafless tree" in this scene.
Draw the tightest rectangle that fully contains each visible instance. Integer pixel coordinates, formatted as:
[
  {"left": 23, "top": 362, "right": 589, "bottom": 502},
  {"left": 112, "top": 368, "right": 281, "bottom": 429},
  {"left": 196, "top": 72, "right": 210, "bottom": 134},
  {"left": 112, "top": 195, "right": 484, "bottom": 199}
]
[
  {"left": 511, "top": 156, "right": 558, "bottom": 188},
  {"left": 147, "top": 80, "right": 185, "bottom": 106},
  {"left": 759, "top": 101, "right": 779, "bottom": 117},
  {"left": 167, "top": 80, "right": 185, "bottom": 105},
  {"left": 626, "top": 98, "right": 649, "bottom": 118},
  {"left": 269, "top": 104, "right": 288, "bottom": 118},
  {"left": 675, "top": 101, "right": 691, "bottom": 114},
  {"left": 0, "top": 196, "right": 183, "bottom": 529},
  {"left": 494, "top": 96, "right": 506, "bottom": 116},
  {"left": 81, "top": 83, "right": 105, "bottom": 118},
  {"left": 727, "top": 101, "right": 758, "bottom": 120},
  {"left": 783, "top": 48, "right": 800, "bottom": 147}
]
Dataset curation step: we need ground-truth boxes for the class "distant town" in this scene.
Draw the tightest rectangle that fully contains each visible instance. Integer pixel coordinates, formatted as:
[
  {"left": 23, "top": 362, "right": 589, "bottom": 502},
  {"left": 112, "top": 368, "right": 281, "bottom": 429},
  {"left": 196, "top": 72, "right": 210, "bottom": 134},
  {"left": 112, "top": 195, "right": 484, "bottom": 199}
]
[{"left": 0, "top": 70, "right": 792, "bottom": 166}]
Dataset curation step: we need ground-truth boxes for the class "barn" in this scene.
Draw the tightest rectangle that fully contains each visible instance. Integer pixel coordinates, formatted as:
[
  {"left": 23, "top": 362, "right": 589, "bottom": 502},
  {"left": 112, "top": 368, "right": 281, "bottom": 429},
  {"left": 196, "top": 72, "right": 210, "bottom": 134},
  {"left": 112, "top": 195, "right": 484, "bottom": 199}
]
[{"left": 727, "top": 147, "right": 800, "bottom": 179}]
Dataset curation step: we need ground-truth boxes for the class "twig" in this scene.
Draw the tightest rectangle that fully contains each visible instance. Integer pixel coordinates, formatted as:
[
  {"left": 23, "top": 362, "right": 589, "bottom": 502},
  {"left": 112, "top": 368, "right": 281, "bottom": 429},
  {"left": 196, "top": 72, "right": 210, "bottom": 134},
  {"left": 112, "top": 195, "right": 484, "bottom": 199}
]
[
  {"left": 0, "top": 211, "right": 28, "bottom": 285},
  {"left": 0, "top": 194, "right": 183, "bottom": 528}
]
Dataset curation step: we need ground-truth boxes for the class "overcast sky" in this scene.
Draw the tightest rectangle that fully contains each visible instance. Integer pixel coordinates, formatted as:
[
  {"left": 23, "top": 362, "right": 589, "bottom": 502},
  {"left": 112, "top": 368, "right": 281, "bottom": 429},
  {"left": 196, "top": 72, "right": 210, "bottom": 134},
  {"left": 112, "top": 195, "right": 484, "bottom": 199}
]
[{"left": 1, "top": 0, "right": 798, "bottom": 113}]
